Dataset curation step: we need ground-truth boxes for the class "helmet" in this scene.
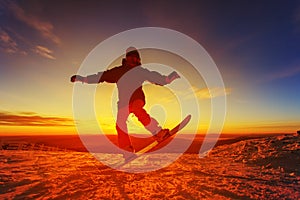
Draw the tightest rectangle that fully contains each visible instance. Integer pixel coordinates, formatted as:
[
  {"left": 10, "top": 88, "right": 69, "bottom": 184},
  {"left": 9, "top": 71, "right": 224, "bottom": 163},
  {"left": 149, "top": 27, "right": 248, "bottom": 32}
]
[{"left": 126, "top": 47, "right": 140, "bottom": 59}]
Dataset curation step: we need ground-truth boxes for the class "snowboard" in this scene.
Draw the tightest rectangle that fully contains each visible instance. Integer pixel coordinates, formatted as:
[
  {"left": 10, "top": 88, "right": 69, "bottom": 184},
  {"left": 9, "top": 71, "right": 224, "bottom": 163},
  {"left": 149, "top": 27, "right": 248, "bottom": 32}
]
[{"left": 114, "top": 114, "right": 191, "bottom": 169}]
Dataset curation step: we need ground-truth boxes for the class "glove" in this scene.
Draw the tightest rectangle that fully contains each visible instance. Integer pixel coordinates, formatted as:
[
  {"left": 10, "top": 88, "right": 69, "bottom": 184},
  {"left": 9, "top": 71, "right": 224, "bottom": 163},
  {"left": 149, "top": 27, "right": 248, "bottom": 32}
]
[
  {"left": 70, "top": 75, "right": 84, "bottom": 82},
  {"left": 166, "top": 71, "right": 180, "bottom": 83}
]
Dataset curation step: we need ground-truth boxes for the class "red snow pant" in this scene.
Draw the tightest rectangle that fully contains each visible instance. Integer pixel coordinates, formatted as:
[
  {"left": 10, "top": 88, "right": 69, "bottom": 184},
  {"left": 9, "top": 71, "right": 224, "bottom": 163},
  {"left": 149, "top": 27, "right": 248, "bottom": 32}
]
[{"left": 116, "top": 99, "right": 161, "bottom": 150}]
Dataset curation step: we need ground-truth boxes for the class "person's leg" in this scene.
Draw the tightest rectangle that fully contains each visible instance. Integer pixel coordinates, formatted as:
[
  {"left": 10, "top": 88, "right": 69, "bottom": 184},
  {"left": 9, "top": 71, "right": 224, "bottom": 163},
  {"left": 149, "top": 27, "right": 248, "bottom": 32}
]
[
  {"left": 129, "top": 99, "right": 162, "bottom": 135},
  {"left": 116, "top": 105, "right": 133, "bottom": 151}
]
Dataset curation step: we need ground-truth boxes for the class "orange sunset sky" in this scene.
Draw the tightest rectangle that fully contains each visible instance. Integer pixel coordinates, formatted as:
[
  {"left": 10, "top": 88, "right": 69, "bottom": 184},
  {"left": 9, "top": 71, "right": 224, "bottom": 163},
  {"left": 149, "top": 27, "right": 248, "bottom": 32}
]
[{"left": 0, "top": 1, "right": 300, "bottom": 135}]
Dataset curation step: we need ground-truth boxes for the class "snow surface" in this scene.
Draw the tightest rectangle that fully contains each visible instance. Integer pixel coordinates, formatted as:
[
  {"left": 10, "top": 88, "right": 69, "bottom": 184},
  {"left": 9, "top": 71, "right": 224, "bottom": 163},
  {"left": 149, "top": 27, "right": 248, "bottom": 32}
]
[{"left": 0, "top": 134, "right": 299, "bottom": 199}]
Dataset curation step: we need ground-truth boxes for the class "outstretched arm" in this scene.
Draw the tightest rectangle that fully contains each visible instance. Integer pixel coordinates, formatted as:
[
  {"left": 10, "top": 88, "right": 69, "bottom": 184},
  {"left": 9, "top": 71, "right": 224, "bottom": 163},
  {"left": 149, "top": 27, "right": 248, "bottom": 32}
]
[
  {"left": 166, "top": 71, "right": 180, "bottom": 84},
  {"left": 70, "top": 75, "right": 85, "bottom": 83},
  {"left": 70, "top": 66, "right": 123, "bottom": 84},
  {"left": 146, "top": 70, "right": 180, "bottom": 85},
  {"left": 70, "top": 72, "right": 104, "bottom": 84}
]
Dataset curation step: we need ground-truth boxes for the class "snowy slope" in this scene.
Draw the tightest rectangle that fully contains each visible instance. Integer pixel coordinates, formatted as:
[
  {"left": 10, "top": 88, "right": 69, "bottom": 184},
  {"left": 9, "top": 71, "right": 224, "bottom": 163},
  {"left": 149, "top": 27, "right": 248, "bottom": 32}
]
[{"left": 0, "top": 134, "right": 299, "bottom": 199}]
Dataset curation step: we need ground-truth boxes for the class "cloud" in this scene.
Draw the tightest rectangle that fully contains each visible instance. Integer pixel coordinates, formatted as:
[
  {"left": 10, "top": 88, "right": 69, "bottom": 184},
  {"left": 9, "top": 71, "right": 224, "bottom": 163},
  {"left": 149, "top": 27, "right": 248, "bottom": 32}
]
[
  {"left": 7, "top": 2, "right": 60, "bottom": 45},
  {"left": 156, "top": 86, "right": 232, "bottom": 102},
  {"left": 258, "top": 66, "right": 300, "bottom": 83},
  {"left": 190, "top": 87, "right": 232, "bottom": 99},
  {"left": 0, "top": 111, "right": 73, "bottom": 127},
  {"left": 34, "top": 45, "right": 56, "bottom": 60},
  {"left": 247, "top": 121, "right": 300, "bottom": 133},
  {"left": 0, "top": 29, "right": 18, "bottom": 53}
]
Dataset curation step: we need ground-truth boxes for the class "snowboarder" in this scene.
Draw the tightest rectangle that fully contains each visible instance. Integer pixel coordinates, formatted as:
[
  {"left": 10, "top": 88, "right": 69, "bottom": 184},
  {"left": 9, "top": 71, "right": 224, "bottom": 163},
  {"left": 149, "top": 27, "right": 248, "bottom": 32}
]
[{"left": 71, "top": 47, "right": 180, "bottom": 160}]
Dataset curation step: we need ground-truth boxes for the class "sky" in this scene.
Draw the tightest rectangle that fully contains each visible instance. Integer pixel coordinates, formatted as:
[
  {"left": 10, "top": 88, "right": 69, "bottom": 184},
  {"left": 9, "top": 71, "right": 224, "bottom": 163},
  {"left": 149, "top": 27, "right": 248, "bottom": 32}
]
[{"left": 0, "top": 0, "right": 300, "bottom": 135}]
